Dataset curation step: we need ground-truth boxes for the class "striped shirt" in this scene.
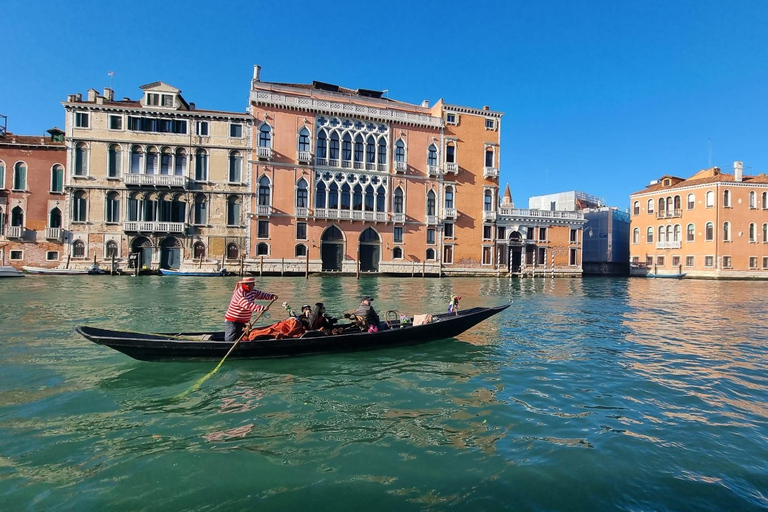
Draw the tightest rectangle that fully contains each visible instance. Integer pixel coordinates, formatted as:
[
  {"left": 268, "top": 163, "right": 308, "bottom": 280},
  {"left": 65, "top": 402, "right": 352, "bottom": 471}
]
[{"left": 224, "top": 286, "right": 276, "bottom": 323}]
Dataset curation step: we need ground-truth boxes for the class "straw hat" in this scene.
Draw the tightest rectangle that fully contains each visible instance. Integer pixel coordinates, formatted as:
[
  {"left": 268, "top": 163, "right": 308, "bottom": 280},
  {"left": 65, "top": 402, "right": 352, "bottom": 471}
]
[{"left": 238, "top": 277, "right": 256, "bottom": 285}]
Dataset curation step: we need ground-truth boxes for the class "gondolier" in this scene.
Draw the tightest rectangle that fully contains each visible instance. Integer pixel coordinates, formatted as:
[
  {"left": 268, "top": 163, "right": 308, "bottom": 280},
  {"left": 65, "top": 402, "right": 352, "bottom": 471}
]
[{"left": 224, "top": 277, "right": 278, "bottom": 341}]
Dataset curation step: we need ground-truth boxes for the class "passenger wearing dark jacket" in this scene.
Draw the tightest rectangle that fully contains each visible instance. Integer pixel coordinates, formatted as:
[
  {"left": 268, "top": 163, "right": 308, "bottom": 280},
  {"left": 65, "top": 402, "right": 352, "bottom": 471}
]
[
  {"left": 353, "top": 296, "right": 379, "bottom": 331},
  {"left": 307, "top": 303, "right": 334, "bottom": 332}
]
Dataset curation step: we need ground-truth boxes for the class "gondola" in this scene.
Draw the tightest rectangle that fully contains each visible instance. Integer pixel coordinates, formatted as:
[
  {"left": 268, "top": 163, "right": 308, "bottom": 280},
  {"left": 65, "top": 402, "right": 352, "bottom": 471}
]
[
  {"left": 159, "top": 268, "right": 229, "bottom": 277},
  {"left": 75, "top": 304, "right": 510, "bottom": 361}
]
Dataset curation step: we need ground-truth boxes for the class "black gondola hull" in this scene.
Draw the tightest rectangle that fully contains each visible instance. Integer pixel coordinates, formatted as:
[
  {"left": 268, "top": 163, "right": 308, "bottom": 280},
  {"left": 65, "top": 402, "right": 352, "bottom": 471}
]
[{"left": 75, "top": 305, "right": 509, "bottom": 361}]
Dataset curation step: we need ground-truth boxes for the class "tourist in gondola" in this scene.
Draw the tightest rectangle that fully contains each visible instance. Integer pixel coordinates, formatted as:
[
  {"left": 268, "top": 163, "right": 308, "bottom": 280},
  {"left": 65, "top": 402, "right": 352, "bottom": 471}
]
[
  {"left": 306, "top": 302, "right": 338, "bottom": 333},
  {"left": 349, "top": 296, "right": 380, "bottom": 332},
  {"left": 224, "top": 277, "right": 278, "bottom": 341}
]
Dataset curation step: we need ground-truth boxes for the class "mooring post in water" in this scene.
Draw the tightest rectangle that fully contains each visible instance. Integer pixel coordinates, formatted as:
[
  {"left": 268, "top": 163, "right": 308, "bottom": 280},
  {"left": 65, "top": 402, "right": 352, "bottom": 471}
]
[
  {"left": 411, "top": 260, "right": 415, "bottom": 277},
  {"left": 356, "top": 246, "right": 360, "bottom": 279},
  {"left": 422, "top": 260, "right": 425, "bottom": 277},
  {"left": 260, "top": 256, "right": 263, "bottom": 276},
  {"left": 111, "top": 252, "right": 115, "bottom": 276},
  {"left": 281, "top": 258, "right": 284, "bottom": 276},
  {"left": 305, "top": 246, "right": 309, "bottom": 279}
]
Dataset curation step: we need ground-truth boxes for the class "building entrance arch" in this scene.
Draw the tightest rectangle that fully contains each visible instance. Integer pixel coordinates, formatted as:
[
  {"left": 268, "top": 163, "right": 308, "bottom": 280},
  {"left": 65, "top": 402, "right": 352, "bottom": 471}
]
[
  {"left": 508, "top": 231, "right": 523, "bottom": 272},
  {"left": 321, "top": 226, "right": 344, "bottom": 271},
  {"left": 130, "top": 236, "right": 154, "bottom": 270},
  {"left": 359, "top": 227, "right": 380, "bottom": 272},
  {"left": 160, "top": 236, "right": 182, "bottom": 270}
]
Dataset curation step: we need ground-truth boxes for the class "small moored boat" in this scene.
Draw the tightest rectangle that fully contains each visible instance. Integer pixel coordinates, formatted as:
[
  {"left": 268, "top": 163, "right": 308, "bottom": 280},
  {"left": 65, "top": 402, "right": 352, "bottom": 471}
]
[
  {"left": 23, "top": 265, "right": 105, "bottom": 275},
  {"left": 647, "top": 273, "right": 686, "bottom": 279},
  {"left": 159, "top": 268, "right": 229, "bottom": 277},
  {"left": 76, "top": 304, "right": 510, "bottom": 361},
  {"left": 0, "top": 266, "right": 24, "bottom": 278}
]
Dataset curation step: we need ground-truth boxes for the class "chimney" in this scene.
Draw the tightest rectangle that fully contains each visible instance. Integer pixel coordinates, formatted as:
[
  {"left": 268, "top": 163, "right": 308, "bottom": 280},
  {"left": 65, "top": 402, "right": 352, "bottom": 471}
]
[
  {"left": 76, "top": 93, "right": 82, "bottom": 101},
  {"left": 189, "top": 102, "right": 196, "bottom": 110},
  {"left": 87, "top": 88, "right": 97, "bottom": 102},
  {"left": 734, "top": 161, "right": 743, "bottom": 182},
  {"left": 483, "top": 105, "right": 490, "bottom": 111},
  {"left": 421, "top": 100, "right": 429, "bottom": 108},
  {"left": 103, "top": 87, "right": 114, "bottom": 101},
  {"left": 253, "top": 65, "right": 261, "bottom": 82}
]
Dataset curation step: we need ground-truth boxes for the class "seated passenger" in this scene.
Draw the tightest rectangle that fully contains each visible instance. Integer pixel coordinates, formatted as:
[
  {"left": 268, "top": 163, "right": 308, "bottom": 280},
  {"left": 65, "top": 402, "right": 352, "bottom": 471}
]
[
  {"left": 298, "top": 304, "right": 312, "bottom": 329},
  {"left": 308, "top": 302, "right": 336, "bottom": 333},
  {"left": 352, "top": 296, "right": 380, "bottom": 332}
]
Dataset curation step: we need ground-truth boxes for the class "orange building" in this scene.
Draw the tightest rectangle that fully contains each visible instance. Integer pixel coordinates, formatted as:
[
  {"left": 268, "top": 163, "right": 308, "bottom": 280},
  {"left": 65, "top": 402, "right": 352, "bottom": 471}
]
[
  {"left": 629, "top": 162, "right": 768, "bottom": 277},
  {"left": 246, "top": 66, "right": 502, "bottom": 275},
  {"left": 0, "top": 127, "right": 67, "bottom": 268}
]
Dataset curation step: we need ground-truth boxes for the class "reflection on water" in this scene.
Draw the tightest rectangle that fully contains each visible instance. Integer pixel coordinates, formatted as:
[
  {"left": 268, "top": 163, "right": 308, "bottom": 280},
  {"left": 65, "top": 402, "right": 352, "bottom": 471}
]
[{"left": 1, "top": 276, "right": 768, "bottom": 510}]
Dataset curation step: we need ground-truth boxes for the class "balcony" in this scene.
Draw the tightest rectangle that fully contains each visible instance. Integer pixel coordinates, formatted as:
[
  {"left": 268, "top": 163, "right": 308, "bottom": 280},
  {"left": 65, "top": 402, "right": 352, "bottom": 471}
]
[
  {"left": 7, "top": 225, "right": 23, "bottom": 238},
  {"left": 45, "top": 227, "right": 63, "bottom": 241},
  {"left": 445, "top": 162, "right": 458, "bottom": 174},
  {"left": 295, "top": 207, "right": 309, "bottom": 218},
  {"left": 428, "top": 165, "right": 440, "bottom": 177},
  {"left": 254, "top": 205, "right": 272, "bottom": 217},
  {"left": 425, "top": 215, "right": 438, "bottom": 225},
  {"left": 484, "top": 166, "right": 499, "bottom": 179},
  {"left": 315, "top": 209, "right": 387, "bottom": 222},
  {"left": 123, "top": 221, "right": 186, "bottom": 233},
  {"left": 656, "top": 241, "right": 682, "bottom": 249},
  {"left": 124, "top": 173, "right": 189, "bottom": 188},
  {"left": 483, "top": 210, "right": 498, "bottom": 222},
  {"left": 392, "top": 213, "right": 405, "bottom": 223},
  {"left": 297, "top": 151, "right": 311, "bottom": 164},
  {"left": 443, "top": 208, "right": 456, "bottom": 219},
  {"left": 394, "top": 161, "right": 407, "bottom": 173},
  {"left": 257, "top": 147, "right": 272, "bottom": 160},
  {"left": 656, "top": 209, "right": 682, "bottom": 219}
]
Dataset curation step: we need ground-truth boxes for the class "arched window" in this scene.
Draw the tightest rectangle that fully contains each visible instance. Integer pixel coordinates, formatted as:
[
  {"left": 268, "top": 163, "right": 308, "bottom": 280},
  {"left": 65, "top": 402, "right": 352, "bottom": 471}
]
[
  {"left": 360, "top": 227, "right": 379, "bottom": 243},
  {"left": 72, "top": 240, "right": 85, "bottom": 258},
  {"left": 352, "top": 184, "right": 363, "bottom": 211},
  {"left": 51, "top": 164, "right": 64, "bottom": 192},
  {"left": 673, "top": 224, "right": 681, "bottom": 242},
  {"left": 705, "top": 190, "right": 714, "bottom": 207},
  {"left": 340, "top": 183, "right": 350, "bottom": 210},
  {"left": 130, "top": 146, "right": 143, "bottom": 174},
  {"left": 127, "top": 192, "right": 140, "bottom": 221},
  {"left": 485, "top": 147, "right": 494, "bottom": 167},
  {"left": 298, "top": 128, "right": 311, "bottom": 152},
  {"left": 194, "top": 241, "right": 206, "bottom": 259},
  {"left": 395, "top": 140, "right": 405, "bottom": 162},
  {"left": 227, "top": 195, "right": 241, "bottom": 226},
  {"left": 376, "top": 185, "right": 385, "bottom": 212},
  {"left": 426, "top": 248, "right": 435, "bottom": 260},
  {"left": 195, "top": 149, "right": 208, "bottom": 181},
  {"left": 657, "top": 198, "right": 664, "bottom": 214},
  {"left": 364, "top": 185, "right": 374, "bottom": 212},
  {"left": 342, "top": 133, "right": 352, "bottom": 163},
  {"left": 145, "top": 146, "right": 158, "bottom": 174},
  {"left": 673, "top": 195, "right": 681, "bottom": 212},
  {"left": 723, "top": 190, "right": 731, "bottom": 207},
  {"left": 329, "top": 132, "right": 340, "bottom": 161},
  {"left": 316, "top": 181, "right": 327, "bottom": 209},
  {"left": 687, "top": 223, "right": 695, "bottom": 242},
  {"left": 393, "top": 247, "right": 403, "bottom": 259},
  {"left": 705, "top": 222, "right": 714, "bottom": 241},
  {"left": 366, "top": 136, "right": 376, "bottom": 165},
  {"left": 377, "top": 138, "right": 387, "bottom": 167},
  {"left": 632, "top": 228, "right": 639, "bottom": 244},
  {"left": 354, "top": 135, "right": 364, "bottom": 165},
  {"left": 445, "top": 187, "right": 454, "bottom": 208},
  {"left": 171, "top": 194, "right": 185, "bottom": 223},
  {"left": 157, "top": 193, "right": 172, "bottom": 222},
  {"left": 666, "top": 197, "right": 673, "bottom": 214},
  {"left": 484, "top": 190, "right": 493, "bottom": 211},
  {"left": 723, "top": 221, "right": 731, "bottom": 241},
  {"left": 259, "top": 124, "right": 272, "bottom": 148},
  {"left": 49, "top": 207, "right": 62, "bottom": 229},
  {"left": 658, "top": 226, "right": 665, "bottom": 243},
  {"left": 427, "top": 144, "right": 438, "bottom": 167},
  {"left": 72, "top": 190, "right": 87, "bottom": 222},
  {"left": 647, "top": 199, "right": 654, "bottom": 213},
  {"left": 194, "top": 194, "right": 207, "bottom": 225},
  {"left": 295, "top": 244, "right": 307, "bottom": 257},
  {"left": 108, "top": 145, "right": 122, "bottom": 178},
  {"left": 296, "top": 179, "right": 308, "bottom": 208},
  {"left": 11, "top": 206, "right": 23, "bottom": 227},
  {"left": 74, "top": 143, "right": 88, "bottom": 176},
  {"left": 256, "top": 242, "right": 269, "bottom": 256},
  {"left": 13, "top": 162, "right": 26, "bottom": 190},
  {"left": 258, "top": 176, "right": 271, "bottom": 206},
  {"left": 317, "top": 131, "right": 327, "bottom": 159},
  {"left": 393, "top": 187, "right": 404, "bottom": 214},
  {"left": 0, "top": 160, "right": 5, "bottom": 189},
  {"left": 105, "top": 240, "right": 118, "bottom": 258},
  {"left": 229, "top": 151, "right": 242, "bottom": 183},
  {"left": 227, "top": 243, "right": 240, "bottom": 260},
  {"left": 175, "top": 148, "right": 187, "bottom": 176},
  {"left": 764, "top": 223, "right": 768, "bottom": 242},
  {"left": 749, "top": 223, "right": 756, "bottom": 242},
  {"left": 160, "top": 147, "right": 172, "bottom": 175},
  {"left": 687, "top": 193, "right": 695, "bottom": 210},
  {"left": 749, "top": 191, "right": 756, "bottom": 208},
  {"left": 646, "top": 226, "right": 654, "bottom": 243},
  {"left": 763, "top": 192, "right": 768, "bottom": 209},
  {"left": 426, "top": 190, "right": 436, "bottom": 216},
  {"left": 106, "top": 191, "right": 120, "bottom": 223}
]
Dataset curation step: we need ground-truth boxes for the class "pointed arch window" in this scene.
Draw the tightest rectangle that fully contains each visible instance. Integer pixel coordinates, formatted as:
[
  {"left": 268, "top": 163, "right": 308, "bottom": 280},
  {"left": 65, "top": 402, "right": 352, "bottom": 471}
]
[
  {"left": 426, "top": 190, "right": 436, "bottom": 216},
  {"left": 13, "top": 162, "right": 27, "bottom": 190},
  {"left": 395, "top": 140, "right": 405, "bottom": 162},
  {"left": 354, "top": 135, "right": 364, "bottom": 163},
  {"left": 316, "top": 181, "right": 327, "bottom": 209},
  {"left": 393, "top": 188, "right": 404, "bottom": 214},
  {"left": 364, "top": 184, "right": 375, "bottom": 212},
  {"left": 376, "top": 185, "right": 385, "bottom": 212},
  {"left": 0, "top": 160, "right": 5, "bottom": 189},
  {"left": 328, "top": 182, "right": 339, "bottom": 209},
  {"left": 296, "top": 179, "right": 308, "bottom": 208},
  {"left": 259, "top": 124, "right": 272, "bottom": 148},
  {"left": 342, "top": 133, "right": 352, "bottom": 163},
  {"left": 353, "top": 184, "right": 363, "bottom": 211},
  {"left": 49, "top": 207, "right": 62, "bottom": 229},
  {"left": 258, "top": 176, "right": 271, "bottom": 206},
  {"left": 51, "top": 164, "right": 64, "bottom": 192},
  {"left": 340, "top": 183, "right": 351, "bottom": 210},
  {"left": 366, "top": 136, "right": 376, "bottom": 164},
  {"left": 427, "top": 144, "right": 438, "bottom": 166},
  {"left": 106, "top": 192, "right": 120, "bottom": 223},
  {"left": 317, "top": 131, "right": 327, "bottom": 159},
  {"left": 377, "top": 138, "right": 387, "bottom": 166},
  {"left": 298, "top": 128, "right": 311, "bottom": 152},
  {"left": 329, "top": 132, "right": 340, "bottom": 161}
]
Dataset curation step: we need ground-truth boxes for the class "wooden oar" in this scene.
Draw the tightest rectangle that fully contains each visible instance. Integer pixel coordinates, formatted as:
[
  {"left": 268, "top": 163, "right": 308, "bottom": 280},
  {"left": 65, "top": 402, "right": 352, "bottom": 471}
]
[{"left": 177, "top": 298, "right": 276, "bottom": 398}]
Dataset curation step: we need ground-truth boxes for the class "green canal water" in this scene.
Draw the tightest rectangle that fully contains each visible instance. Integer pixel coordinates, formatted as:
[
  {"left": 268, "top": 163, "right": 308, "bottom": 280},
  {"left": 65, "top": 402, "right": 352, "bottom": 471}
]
[{"left": 1, "top": 275, "right": 767, "bottom": 511}]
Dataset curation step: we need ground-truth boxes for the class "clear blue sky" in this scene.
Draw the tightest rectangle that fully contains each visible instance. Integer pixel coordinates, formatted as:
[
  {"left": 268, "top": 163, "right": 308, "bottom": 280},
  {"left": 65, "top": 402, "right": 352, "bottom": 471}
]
[{"left": 3, "top": 0, "right": 768, "bottom": 209}]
